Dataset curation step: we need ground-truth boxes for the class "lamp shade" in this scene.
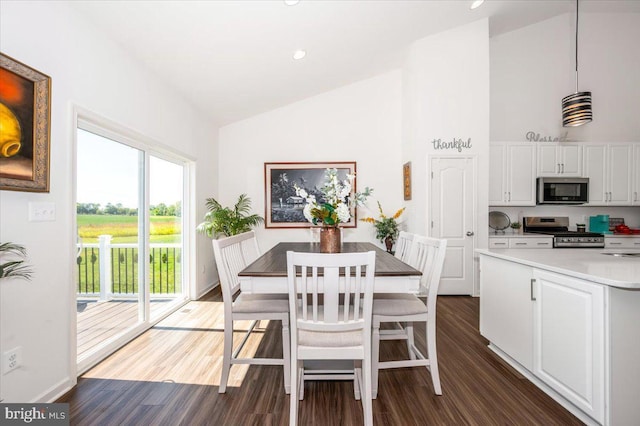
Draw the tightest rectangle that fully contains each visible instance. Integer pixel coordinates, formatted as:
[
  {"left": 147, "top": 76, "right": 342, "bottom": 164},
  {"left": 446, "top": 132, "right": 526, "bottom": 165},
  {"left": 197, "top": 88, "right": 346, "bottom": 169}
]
[{"left": 562, "top": 91, "right": 592, "bottom": 127}]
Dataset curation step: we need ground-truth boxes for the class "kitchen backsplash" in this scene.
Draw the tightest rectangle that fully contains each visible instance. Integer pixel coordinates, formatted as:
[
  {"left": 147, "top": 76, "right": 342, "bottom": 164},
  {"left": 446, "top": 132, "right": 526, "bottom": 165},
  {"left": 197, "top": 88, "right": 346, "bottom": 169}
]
[{"left": 490, "top": 206, "right": 640, "bottom": 231}]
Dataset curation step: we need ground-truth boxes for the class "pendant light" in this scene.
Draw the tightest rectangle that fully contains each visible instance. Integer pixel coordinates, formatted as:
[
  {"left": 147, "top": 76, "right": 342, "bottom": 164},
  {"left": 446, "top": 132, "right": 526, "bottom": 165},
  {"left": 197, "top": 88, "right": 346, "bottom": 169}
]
[{"left": 562, "top": 0, "right": 592, "bottom": 127}]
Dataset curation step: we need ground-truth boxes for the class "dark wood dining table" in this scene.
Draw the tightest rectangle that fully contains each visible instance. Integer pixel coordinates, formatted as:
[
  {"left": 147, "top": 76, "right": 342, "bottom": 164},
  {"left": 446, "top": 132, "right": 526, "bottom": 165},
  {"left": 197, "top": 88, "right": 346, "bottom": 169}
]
[{"left": 238, "top": 242, "right": 422, "bottom": 294}]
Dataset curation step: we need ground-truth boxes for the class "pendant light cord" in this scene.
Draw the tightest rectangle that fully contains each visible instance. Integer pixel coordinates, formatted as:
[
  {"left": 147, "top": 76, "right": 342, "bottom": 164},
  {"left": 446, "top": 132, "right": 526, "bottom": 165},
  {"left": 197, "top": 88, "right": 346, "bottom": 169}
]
[{"left": 575, "top": 0, "right": 579, "bottom": 93}]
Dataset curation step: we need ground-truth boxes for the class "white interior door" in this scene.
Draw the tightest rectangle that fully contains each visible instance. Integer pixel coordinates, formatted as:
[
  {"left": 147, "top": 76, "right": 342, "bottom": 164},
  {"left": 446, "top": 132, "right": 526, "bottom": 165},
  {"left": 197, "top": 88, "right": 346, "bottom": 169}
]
[{"left": 430, "top": 156, "right": 475, "bottom": 295}]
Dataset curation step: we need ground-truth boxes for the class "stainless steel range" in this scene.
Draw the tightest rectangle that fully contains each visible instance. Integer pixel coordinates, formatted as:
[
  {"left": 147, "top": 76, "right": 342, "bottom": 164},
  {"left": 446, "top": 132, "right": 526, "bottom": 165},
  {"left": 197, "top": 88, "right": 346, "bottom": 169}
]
[{"left": 523, "top": 216, "right": 605, "bottom": 248}]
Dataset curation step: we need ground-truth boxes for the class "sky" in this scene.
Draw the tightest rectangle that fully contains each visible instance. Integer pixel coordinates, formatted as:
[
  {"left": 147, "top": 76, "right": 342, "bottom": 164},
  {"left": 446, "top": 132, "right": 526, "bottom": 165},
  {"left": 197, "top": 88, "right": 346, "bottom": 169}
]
[{"left": 76, "top": 129, "right": 183, "bottom": 209}]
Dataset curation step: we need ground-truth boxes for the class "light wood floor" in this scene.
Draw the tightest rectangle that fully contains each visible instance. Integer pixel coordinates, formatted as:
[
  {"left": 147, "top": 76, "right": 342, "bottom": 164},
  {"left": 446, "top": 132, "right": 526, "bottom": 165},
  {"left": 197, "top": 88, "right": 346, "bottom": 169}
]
[
  {"left": 77, "top": 298, "right": 183, "bottom": 359},
  {"left": 62, "top": 288, "right": 583, "bottom": 425}
]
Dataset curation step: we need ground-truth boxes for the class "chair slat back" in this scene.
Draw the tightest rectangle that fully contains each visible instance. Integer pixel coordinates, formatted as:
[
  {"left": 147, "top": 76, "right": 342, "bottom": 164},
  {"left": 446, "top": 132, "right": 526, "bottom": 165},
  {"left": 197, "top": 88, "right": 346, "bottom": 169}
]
[
  {"left": 211, "top": 231, "right": 261, "bottom": 301},
  {"left": 408, "top": 236, "right": 447, "bottom": 299},
  {"left": 287, "top": 251, "right": 376, "bottom": 334},
  {"left": 394, "top": 231, "right": 414, "bottom": 263}
]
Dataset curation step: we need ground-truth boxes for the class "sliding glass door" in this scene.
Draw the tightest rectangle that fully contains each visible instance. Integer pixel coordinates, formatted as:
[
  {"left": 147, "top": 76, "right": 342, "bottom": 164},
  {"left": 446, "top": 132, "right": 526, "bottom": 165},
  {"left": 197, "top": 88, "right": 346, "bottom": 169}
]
[
  {"left": 148, "top": 155, "right": 185, "bottom": 321},
  {"left": 75, "top": 116, "right": 189, "bottom": 372}
]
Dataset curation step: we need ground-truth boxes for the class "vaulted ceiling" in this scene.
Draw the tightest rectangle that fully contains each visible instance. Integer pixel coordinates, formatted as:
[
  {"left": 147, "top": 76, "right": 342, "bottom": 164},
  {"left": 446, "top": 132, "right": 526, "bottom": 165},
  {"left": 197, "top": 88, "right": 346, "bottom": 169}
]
[{"left": 70, "top": 1, "right": 640, "bottom": 126}]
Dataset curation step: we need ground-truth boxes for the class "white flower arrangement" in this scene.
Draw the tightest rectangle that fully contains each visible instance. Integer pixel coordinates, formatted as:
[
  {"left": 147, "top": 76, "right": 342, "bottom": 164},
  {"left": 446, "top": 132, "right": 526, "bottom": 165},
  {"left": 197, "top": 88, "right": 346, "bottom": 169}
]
[{"left": 294, "top": 168, "right": 373, "bottom": 227}]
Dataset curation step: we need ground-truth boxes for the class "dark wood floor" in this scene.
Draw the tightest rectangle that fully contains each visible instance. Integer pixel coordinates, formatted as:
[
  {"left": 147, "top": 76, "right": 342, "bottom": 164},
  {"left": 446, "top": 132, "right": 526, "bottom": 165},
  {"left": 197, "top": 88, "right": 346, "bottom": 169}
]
[{"left": 60, "top": 287, "right": 583, "bottom": 425}]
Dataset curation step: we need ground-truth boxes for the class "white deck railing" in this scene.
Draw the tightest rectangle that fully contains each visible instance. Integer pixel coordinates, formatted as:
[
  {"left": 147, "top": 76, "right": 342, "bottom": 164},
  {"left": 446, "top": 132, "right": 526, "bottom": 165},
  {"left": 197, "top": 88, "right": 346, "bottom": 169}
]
[{"left": 77, "top": 235, "right": 182, "bottom": 300}]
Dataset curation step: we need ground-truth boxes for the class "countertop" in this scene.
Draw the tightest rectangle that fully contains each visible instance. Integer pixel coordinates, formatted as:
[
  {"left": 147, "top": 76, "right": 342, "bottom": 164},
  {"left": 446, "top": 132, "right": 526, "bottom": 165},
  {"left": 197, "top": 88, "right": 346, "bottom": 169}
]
[{"left": 476, "top": 248, "right": 640, "bottom": 289}]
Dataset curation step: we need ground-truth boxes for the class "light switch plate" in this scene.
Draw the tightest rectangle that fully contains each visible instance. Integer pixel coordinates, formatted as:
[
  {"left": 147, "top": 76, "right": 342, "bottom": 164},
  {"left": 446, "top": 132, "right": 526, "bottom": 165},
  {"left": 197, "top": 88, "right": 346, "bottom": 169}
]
[{"left": 28, "top": 202, "right": 56, "bottom": 222}]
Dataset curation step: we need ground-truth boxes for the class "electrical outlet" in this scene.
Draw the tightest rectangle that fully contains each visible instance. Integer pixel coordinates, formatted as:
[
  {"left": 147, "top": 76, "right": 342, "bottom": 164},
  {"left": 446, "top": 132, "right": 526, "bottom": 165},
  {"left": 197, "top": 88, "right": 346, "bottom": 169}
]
[{"left": 2, "top": 347, "right": 22, "bottom": 374}]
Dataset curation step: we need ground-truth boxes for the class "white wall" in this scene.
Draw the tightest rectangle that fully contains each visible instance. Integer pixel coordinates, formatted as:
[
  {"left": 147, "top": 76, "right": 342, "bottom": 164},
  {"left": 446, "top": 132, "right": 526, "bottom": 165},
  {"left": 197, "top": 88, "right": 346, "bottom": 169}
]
[
  {"left": 491, "top": 12, "right": 640, "bottom": 142},
  {"left": 402, "top": 19, "right": 491, "bottom": 295},
  {"left": 490, "top": 12, "right": 640, "bottom": 228},
  {"left": 218, "top": 71, "right": 403, "bottom": 251},
  {"left": 402, "top": 19, "right": 490, "bottom": 239},
  {"left": 0, "top": 1, "right": 217, "bottom": 403}
]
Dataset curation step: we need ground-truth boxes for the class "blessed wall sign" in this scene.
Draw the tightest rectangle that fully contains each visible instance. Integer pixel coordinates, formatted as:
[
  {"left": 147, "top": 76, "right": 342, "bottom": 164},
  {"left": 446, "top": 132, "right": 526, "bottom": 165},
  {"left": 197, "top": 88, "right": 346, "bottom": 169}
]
[{"left": 525, "top": 131, "right": 573, "bottom": 142}]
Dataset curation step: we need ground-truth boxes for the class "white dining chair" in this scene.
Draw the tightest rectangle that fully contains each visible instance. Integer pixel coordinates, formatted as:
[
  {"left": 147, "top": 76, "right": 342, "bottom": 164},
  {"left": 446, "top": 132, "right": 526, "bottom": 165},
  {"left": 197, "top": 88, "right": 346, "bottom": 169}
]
[
  {"left": 212, "top": 231, "right": 291, "bottom": 394},
  {"left": 371, "top": 236, "right": 447, "bottom": 398},
  {"left": 393, "top": 231, "right": 415, "bottom": 263},
  {"left": 286, "top": 250, "right": 376, "bottom": 426}
]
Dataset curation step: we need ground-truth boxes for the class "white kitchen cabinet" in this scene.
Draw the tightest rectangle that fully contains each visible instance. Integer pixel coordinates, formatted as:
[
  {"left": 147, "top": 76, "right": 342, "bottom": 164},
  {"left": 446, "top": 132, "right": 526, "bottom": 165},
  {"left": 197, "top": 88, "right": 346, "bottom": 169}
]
[
  {"left": 489, "top": 142, "right": 536, "bottom": 206},
  {"left": 604, "top": 236, "right": 640, "bottom": 249},
  {"left": 508, "top": 237, "right": 553, "bottom": 249},
  {"left": 488, "top": 236, "right": 553, "bottom": 249},
  {"left": 478, "top": 250, "right": 640, "bottom": 425},
  {"left": 532, "top": 270, "right": 605, "bottom": 425},
  {"left": 537, "top": 144, "right": 582, "bottom": 177},
  {"left": 583, "top": 144, "right": 632, "bottom": 206},
  {"left": 479, "top": 256, "right": 534, "bottom": 370},
  {"left": 488, "top": 237, "right": 509, "bottom": 249},
  {"left": 633, "top": 144, "right": 640, "bottom": 205}
]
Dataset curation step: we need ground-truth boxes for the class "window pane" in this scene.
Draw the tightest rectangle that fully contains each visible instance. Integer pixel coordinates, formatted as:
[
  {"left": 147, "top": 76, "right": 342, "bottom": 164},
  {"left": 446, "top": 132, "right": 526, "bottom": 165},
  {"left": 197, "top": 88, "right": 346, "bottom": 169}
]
[{"left": 149, "top": 155, "right": 184, "bottom": 319}]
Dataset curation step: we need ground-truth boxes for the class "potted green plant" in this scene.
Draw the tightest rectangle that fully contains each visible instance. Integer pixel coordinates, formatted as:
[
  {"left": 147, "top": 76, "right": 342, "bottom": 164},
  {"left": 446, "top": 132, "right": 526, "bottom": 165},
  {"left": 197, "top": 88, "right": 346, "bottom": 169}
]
[
  {"left": 510, "top": 221, "right": 521, "bottom": 234},
  {"left": 361, "top": 202, "right": 405, "bottom": 253},
  {"left": 0, "top": 242, "right": 33, "bottom": 280},
  {"left": 196, "top": 194, "right": 264, "bottom": 238}
]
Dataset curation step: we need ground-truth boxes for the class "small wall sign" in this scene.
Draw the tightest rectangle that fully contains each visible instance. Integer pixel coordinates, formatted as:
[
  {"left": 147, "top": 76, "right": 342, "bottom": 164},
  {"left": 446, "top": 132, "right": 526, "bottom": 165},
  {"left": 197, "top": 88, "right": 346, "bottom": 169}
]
[
  {"left": 431, "top": 138, "right": 472, "bottom": 152},
  {"left": 403, "top": 161, "right": 411, "bottom": 201},
  {"left": 525, "top": 131, "right": 571, "bottom": 142}
]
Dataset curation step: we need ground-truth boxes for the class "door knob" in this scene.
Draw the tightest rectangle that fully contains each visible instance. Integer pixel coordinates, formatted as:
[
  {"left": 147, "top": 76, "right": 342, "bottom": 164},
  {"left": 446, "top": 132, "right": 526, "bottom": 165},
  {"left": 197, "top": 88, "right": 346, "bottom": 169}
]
[{"left": 466, "top": 231, "right": 474, "bottom": 236}]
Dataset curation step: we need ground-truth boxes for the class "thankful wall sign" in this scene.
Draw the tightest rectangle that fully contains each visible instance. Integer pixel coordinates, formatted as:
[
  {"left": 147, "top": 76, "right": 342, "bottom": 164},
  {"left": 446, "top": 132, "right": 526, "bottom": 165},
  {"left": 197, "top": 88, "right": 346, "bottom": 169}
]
[{"left": 430, "top": 138, "right": 472, "bottom": 152}]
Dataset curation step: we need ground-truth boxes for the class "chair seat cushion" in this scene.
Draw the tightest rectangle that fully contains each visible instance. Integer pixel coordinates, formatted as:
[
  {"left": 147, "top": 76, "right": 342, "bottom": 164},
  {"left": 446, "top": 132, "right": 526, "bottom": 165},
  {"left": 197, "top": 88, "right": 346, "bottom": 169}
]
[
  {"left": 373, "top": 294, "right": 427, "bottom": 316},
  {"left": 233, "top": 293, "right": 289, "bottom": 313},
  {"left": 298, "top": 329, "right": 363, "bottom": 347},
  {"left": 296, "top": 305, "right": 364, "bottom": 347}
]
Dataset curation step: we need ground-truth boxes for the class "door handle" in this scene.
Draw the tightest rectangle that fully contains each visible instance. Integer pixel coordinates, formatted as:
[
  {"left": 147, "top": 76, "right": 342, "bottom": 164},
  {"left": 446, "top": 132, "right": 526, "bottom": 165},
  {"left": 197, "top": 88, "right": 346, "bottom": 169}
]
[
  {"left": 508, "top": 192, "right": 511, "bottom": 201},
  {"left": 530, "top": 278, "right": 536, "bottom": 301},
  {"left": 466, "top": 231, "right": 474, "bottom": 236},
  {"left": 561, "top": 163, "right": 565, "bottom": 174}
]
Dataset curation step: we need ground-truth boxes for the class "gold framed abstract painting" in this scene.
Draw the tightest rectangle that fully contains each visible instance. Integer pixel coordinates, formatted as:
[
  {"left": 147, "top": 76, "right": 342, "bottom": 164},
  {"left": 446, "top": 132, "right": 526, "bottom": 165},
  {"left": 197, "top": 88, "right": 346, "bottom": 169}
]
[{"left": 0, "top": 53, "right": 51, "bottom": 192}]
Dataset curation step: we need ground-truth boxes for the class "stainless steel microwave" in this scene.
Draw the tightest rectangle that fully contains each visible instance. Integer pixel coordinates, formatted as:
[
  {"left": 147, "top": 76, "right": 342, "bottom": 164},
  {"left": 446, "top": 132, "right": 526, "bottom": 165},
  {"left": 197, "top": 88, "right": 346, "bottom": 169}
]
[{"left": 537, "top": 177, "right": 589, "bottom": 204}]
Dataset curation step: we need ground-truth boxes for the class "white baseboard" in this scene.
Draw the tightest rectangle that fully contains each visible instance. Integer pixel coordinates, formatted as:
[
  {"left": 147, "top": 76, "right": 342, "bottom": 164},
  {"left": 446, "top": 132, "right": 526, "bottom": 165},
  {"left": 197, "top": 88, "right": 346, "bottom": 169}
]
[
  {"left": 197, "top": 280, "right": 218, "bottom": 299},
  {"left": 35, "top": 376, "right": 75, "bottom": 403}
]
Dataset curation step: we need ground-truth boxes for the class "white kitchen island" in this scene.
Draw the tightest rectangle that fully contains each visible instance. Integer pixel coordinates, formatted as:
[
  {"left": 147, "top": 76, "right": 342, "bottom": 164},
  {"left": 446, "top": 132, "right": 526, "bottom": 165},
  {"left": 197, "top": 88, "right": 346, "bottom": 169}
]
[{"left": 476, "top": 248, "right": 640, "bottom": 426}]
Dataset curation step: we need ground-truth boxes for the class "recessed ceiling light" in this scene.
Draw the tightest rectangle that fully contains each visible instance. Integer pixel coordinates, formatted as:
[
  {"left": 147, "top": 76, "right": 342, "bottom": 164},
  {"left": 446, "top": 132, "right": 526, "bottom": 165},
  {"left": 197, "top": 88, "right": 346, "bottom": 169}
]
[
  {"left": 470, "top": 0, "right": 485, "bottom": 9},
  {"left": 293, "top": 50, "right": 306, "bottom": 60},
  {"left": 284, "top": 0, "right": 300, "bottom": 5}
]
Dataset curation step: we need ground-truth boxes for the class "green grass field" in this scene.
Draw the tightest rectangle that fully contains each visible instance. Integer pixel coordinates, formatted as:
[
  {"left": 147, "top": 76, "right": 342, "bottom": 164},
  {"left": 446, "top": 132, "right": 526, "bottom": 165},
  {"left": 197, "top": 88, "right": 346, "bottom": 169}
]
[
  {"left": 78, "top": 215, "right": 181, "bottom": 243},
  {"left": 77, "top": 215, "right": 183, "bottom": 294}
]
